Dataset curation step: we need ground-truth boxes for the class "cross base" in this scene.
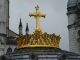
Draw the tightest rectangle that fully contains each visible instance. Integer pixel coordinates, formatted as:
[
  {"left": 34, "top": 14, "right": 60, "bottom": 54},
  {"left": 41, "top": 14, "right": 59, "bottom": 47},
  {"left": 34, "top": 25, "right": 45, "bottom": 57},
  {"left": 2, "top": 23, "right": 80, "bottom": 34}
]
[{"left": 34, "top": 29, "right": 42, "bottom": 34}]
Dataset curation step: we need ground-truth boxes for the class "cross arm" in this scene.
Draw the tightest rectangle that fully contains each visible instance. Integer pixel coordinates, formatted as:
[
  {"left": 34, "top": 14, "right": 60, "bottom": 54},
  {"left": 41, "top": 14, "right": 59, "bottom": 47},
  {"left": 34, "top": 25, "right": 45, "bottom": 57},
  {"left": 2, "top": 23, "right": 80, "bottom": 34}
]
[
  {"left": 29, "top": 12, "right": 35, "bottom": 17},
  {"left": 40, "top": 14, "right": 46, "bottom": 18}
]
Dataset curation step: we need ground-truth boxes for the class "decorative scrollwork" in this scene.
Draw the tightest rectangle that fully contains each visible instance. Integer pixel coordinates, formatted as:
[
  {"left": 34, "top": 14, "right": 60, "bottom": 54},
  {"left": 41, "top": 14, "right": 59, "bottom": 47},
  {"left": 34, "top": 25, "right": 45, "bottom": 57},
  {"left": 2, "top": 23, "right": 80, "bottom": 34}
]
[{"left": 16, "top": 32, "right": 61, "bottom": 49}]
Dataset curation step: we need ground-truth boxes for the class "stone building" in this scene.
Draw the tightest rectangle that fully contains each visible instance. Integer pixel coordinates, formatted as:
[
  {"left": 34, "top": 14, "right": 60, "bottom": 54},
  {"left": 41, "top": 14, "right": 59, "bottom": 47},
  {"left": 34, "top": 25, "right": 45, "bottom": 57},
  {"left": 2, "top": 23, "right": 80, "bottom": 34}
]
[
  {"left": 0, "top": 0, "right": 80, "bottom": 58},
  {"left": 0, "top": 0, "right": 19, "bottom": 55},
  {"left": 67, "top": 0, "right": 80, "bottom": 54},
  {"left": 0, "top": 5, "right": 80, "bottom": 60},
  {"left": 0, "top": 0, "right": 29, "bottom": 56}
]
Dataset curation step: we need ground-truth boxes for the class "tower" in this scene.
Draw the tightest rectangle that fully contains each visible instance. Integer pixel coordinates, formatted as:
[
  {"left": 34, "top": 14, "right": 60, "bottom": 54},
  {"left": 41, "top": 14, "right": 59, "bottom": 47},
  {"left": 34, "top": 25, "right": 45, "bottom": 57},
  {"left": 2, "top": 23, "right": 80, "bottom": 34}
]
[
  {"left": 19, "top": 18, "right": 23, "bottom": 35},
  {"left": 25, "top": 23, "right": 29, "bottom": 33},
  {"left": 67, "top": 0, "right": 80, "bottom": 54},
  {"left": 0, "top": 0, "right": 9, "bottom": 55}
]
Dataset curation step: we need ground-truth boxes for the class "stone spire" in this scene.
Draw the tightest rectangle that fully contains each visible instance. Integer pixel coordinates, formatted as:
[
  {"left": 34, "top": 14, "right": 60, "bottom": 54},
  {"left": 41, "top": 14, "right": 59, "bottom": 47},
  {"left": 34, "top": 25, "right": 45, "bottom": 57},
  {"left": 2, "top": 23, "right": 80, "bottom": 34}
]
[
  {"left": 19, "top": 18, "right": 23, "bottom": 35},
  {"left": 19, "top": 18, "right": 22, "bottom": 28},
  {"left": 25, "top": 23, "right": 29, "bottom": 33}
]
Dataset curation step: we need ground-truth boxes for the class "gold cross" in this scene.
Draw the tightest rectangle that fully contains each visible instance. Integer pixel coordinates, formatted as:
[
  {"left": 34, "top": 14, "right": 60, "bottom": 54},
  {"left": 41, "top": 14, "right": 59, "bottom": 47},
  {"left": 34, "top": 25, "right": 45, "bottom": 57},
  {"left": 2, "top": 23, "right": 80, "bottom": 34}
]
[{"left": 29, "top": 5, "right": 46, "bottom": 32}]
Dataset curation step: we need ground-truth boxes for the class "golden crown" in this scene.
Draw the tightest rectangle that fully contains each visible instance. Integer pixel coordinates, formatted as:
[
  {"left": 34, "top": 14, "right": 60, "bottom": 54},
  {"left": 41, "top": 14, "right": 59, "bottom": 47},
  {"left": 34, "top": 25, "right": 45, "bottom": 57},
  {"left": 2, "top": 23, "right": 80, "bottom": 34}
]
[
  {"left": 16, "top": 32, "right": 61, "bottom": 49},
  {"left": 16, "top": 5, "right": 61, "bottom": 49}
]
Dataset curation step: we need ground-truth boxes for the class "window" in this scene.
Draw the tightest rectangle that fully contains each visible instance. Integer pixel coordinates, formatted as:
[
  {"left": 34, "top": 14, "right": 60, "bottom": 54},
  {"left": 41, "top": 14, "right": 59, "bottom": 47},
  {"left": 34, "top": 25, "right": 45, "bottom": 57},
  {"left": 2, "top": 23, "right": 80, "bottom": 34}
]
[
  {"left": 6, "top": 47, "right": 12, "bottom": 53},
  {"left": 14, "top": 48, "right": 17, "bottom": 52}
]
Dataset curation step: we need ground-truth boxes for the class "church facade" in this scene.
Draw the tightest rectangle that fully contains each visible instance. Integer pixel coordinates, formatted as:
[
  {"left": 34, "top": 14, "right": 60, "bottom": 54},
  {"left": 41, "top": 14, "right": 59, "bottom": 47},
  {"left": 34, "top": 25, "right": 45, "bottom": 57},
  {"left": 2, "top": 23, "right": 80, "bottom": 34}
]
[
  {"left": 0, "top": 0, "right": 29, "bottom": 56},
  {"left": 0, "top": 0, "right": 18, "bottom": 56},
  {"left": 0, "top": 0, "right": 80, "bottom": 56},
  {"left": 67, "top": 0, "right": 80, "bottom": 54}
]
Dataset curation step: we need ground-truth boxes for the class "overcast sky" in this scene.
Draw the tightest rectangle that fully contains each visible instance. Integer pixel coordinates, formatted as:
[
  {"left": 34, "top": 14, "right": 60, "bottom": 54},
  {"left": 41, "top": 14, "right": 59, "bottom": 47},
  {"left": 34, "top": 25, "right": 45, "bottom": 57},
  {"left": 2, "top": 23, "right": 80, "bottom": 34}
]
[{"left": 9, "top": 0, "right": 69, "bottom": 51}]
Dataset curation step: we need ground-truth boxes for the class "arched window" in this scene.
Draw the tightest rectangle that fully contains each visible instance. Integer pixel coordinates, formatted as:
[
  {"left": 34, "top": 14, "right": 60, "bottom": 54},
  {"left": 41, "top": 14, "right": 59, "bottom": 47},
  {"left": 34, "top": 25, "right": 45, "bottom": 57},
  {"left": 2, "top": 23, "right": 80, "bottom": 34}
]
[
  {"left": 14, "top": 48, "right": 17, "bottom": 52},
  {"left": 29, "top": 53, "right": 38, "bottom": 60},
  {"left": 6, "top": 47, "right": 12, "bottom": 53}
]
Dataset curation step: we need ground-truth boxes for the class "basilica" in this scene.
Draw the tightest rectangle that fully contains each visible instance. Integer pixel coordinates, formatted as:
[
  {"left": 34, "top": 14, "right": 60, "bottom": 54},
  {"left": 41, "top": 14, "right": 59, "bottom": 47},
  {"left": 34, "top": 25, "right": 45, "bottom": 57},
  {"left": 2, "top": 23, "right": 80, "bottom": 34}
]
[{"left": 0, "top": 0, "right": 80, "bottom": 60}]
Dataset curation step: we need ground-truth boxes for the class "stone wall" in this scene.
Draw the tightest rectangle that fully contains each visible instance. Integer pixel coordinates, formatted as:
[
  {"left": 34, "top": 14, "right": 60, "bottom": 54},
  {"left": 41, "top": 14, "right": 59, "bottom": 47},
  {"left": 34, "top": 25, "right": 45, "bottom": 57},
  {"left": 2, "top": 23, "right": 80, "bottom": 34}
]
[{"left": 67, "top": 10, "right": 80, "bottom": 54}]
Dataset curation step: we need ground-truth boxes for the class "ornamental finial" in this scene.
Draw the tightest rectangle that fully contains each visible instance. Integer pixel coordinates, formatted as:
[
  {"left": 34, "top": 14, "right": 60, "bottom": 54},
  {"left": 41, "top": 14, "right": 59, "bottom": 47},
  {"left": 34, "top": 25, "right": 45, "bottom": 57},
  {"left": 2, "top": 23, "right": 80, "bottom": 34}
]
[
  {"left": 35, "top": 5, "right": 39, "bottom": 10},
  {"left": 29, "top": 5, "right": 46, "bottom": 34},
  {"left": 16, "top": 5, "right": 61, "bottom": 49}
]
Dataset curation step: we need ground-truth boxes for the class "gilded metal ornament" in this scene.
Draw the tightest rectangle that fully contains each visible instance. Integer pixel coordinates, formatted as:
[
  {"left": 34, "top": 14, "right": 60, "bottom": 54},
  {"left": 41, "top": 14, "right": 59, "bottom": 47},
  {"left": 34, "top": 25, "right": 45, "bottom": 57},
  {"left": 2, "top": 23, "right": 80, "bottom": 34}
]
[{"left": 16, "top": 5, "right": 61, "bottom": 49}]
